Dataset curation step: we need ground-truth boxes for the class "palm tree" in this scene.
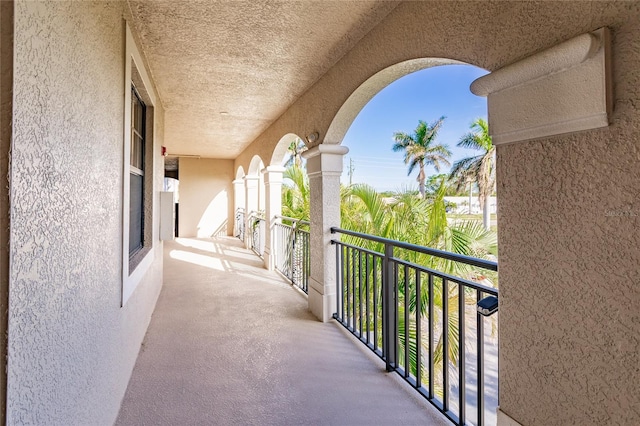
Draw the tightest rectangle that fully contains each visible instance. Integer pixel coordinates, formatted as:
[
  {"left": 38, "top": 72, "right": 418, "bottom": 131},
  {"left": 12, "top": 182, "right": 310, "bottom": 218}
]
[
  {"left": 284, "top": 138, "right": 307, "bottom": 168},
  {"left": 392, "top": 117, "right": 452, "bottom": 199},
  {"left": 449, "top": 118, "right": 495, "bottom": 230}
]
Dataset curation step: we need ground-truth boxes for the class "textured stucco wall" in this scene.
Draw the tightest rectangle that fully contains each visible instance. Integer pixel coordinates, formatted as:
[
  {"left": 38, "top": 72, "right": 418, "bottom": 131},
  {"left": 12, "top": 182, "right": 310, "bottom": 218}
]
[
  {"left": 231, "top": 2, "right": 640, "bottom": 424},
  {"left": 9, "top": 1, "right": 164, "bottom": 424},
  {"left": 496, "top": 6, "right": 640, "bottom": 424},
  {"left": 178, "top": 158, "right": 234, "bottom": 238},
  {"left": 0, "top": 1, "right": 13, "bottom": 422}
]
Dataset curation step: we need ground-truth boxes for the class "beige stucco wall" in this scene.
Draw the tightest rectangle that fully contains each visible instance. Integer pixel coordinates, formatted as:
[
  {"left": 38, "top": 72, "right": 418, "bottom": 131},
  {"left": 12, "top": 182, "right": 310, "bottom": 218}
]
[
  {"left": 0, "top": 1, "right": 13, "bottom": 422},
  {"left": 178, "top": 158, "right": 234, "bottom": 238},
  {"left": 496, "top": 7, "right": 640, "bottom": 424},
  {"left": 232, "top": 1, "right": 640, "bottom": 424},
  {"left": 9, "top": 1, "right": 164, "bottom": 424}
]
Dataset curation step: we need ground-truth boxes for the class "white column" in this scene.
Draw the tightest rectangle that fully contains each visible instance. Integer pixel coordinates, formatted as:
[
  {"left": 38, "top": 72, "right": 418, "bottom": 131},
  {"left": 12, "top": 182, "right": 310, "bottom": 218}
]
[
  {"left": 244, "top": 175, "right": 259, "bottom": 248},
  {"left": 262, "top": 166, "right": 285, "bottom": 270},
  {"left": 302, "top": 144, "right": 349, "bottom": 322},
  {"left": 233, "top": 179, "right": 245, "bottom": 237}
]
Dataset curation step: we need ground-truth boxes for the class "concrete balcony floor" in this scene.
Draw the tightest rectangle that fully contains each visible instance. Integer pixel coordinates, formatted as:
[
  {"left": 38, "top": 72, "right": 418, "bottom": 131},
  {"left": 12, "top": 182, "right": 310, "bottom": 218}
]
[{"left": 116, "top": 237, "right": 450, "bottom": 425}]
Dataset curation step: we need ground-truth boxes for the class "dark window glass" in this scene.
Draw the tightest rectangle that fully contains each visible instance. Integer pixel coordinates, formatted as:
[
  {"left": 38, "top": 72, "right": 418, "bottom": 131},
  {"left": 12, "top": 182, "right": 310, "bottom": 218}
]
[
  {"left": 129, "top": 173, "right": 144, "bottom": 254},
  {"left": 129, "top": 87, "right": 145, "bottom": 257}
]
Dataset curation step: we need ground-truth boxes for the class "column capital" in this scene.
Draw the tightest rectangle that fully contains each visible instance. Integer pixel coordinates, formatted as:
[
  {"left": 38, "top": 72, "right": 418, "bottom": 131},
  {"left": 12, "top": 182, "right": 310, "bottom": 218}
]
[
  {"left": 261, "top": 165, "right": 286, "bottom": 174},
  {"left": 262, "top": 166, "right": 285, "bottom": 185},
  {"left": 244, "top": 175, "right": 259, "bottom": 189},
  {"left": 302, "top": 144, "right": 349, "bottom": 176},
  {"left": 301, "top": 144, "right": 349, "bottom": 160}
]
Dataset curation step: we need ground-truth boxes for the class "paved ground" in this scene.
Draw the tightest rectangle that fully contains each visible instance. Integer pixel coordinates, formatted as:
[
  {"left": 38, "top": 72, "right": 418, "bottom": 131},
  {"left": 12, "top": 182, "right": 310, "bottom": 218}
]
[{"left": 116, "top": 237, "right": 450, "bottom": 426}]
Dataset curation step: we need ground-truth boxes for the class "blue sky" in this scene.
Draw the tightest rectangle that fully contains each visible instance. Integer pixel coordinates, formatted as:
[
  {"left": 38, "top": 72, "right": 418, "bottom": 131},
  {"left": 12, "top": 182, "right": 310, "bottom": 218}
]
[{"left": 340, "top": 64, "right": 489, "bottom": 192}]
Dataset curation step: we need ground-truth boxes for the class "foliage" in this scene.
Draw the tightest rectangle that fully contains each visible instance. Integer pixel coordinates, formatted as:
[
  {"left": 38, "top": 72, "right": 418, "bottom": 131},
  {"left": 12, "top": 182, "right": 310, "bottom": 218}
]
[
  {"left": 424, "top": 173, "right": 464, "bottom": 197},
  {"left": 449, "top": 118, "right": 496, "bottom": 229},
  {"left": 284, "top": 138, "right": 307, "bottom": 168},
  {"left": 282, "top": 165, "right": 497, "bottom": 396},
  {"left": 281, "top": 165, "right": 309, "bottom": 221},
  {"left": 392, "top": 117, "right": 452, "bottom": 199}
]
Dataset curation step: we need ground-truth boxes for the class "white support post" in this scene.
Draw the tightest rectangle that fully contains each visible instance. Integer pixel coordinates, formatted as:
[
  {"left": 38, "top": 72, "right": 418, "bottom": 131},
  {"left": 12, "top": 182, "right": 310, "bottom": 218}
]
[
  {"left": 244, "top": 175, "right": 259, "bottom": 249},
  {"left": 302, "top": 144, "right": 349, "bottom": 322},
  {"left": 233, "top": 179, "right": 245, "bottom": 237},
  {"left": 262, "top": 166, "right": 285, "bottom": 270}
]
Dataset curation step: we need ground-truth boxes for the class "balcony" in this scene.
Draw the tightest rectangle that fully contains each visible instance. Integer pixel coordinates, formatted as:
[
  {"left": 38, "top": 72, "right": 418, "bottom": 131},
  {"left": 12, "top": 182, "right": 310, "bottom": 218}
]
[{"left": 116, "top": 237, "right": 451, "bottom": 425}]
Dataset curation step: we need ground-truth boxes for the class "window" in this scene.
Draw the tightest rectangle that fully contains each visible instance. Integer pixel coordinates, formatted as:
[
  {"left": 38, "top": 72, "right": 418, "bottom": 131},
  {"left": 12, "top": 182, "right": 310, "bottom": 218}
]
[
  {"left": 122, "top": 23, "right": 157, "bottom": 306},
  {"left": 129, "top": 87, "right": 145, "bottom": 257}
]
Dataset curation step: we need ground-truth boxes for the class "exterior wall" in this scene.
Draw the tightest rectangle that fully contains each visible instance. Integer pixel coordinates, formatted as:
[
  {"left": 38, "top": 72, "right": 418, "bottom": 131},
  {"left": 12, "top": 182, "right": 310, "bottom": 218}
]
[
  {"left": 0, "top": 1, "right": 13, "bottom": 422},
  {"left": 230, "top": 1, "right": 640, "bottom": 424},
  {"left": 8, "top": 2, "right": 164, "bottom": 424},
  {"left": 178, "top": 158, "right": 234, "bottom": 238},
  {"left": 496, "top": 7, "right": 640, "bottom": 424}
]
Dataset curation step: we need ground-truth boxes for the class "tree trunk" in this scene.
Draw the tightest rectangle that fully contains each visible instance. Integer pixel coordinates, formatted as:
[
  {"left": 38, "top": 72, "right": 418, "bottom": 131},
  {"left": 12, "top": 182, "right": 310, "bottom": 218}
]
[
  {"left": 418, "top": 165, "right": 425, "bottom": 199},
  {"left": 483, "top": 196, "right": 491, "bottom": 230}
]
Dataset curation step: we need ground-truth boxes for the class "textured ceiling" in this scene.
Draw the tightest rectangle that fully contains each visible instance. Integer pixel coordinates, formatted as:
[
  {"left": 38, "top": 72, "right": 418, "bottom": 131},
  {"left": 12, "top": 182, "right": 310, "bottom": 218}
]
[{"left": 127, "top": 1, "right": 399, "bottom": 159}]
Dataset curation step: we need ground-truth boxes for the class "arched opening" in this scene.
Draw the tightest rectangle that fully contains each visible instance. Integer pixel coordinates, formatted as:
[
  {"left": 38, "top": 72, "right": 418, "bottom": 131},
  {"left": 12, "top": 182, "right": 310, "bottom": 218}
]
[
  {"left": 245, "top": 155, "right": 266, "bottom": 256},
  {"left": 233, "top": 166, "right": 247, "bottom": 240},
  {"left": 235, "top": 166, "right": 245, "bottom": 180},
  {"left": 324, "top": 60, "right": 499, "bottom": 425},
  {"left": 263, "top": 133, "right": 312, "bottom": 291},
  {"left": 270, "top": 133, "right": 306, "bottom": 167}
]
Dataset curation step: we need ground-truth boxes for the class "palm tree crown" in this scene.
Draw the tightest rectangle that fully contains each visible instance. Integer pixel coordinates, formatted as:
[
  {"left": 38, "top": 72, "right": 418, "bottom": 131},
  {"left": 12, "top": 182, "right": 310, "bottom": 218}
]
[
  {"left": 392, "top": 116, "right": 452, "bottom": 198},
  {"left": 449, "top": 118, "right": 495, "bottom": 229}
]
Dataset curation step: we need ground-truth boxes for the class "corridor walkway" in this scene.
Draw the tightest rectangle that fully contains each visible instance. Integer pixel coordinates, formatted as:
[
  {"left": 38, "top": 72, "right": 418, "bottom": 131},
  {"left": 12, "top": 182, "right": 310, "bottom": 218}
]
[{"left": 116, "top": 237, "right": 449, "bottom": 425}]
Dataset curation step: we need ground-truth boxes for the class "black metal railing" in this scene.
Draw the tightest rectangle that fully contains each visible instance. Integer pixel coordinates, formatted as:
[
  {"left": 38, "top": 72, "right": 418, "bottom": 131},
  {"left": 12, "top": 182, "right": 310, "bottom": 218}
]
[
  {"left": 248, "top": 213, "right": 265, "bottom": 258},
  {"left": 331, "top": 227, "right": 499, "bottom": 426},
  {"left": 235, "top": 208, "right": 245, "bottom": 241},
  {"left": 274, "top": 215, "right": 310, "bottom": 294}
]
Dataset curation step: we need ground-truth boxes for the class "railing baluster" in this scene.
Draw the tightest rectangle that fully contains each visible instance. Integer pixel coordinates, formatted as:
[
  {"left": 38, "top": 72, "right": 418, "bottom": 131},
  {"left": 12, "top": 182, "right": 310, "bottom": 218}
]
[
  {"left": 416, "top": 270, "right": 422, "bottom": 388},
  {"left": 404, "top": 264, "right": 410, "bottom": 378},
  {"left": 346, "top": 246, "right": 351, "bottom": 329},
  {"left": 290, "top": 226, "right": 294, "bottom": 281},
  {"left": 358, "top": 250, "right": 363, "bottom": 338},
  {"left": 394, "top": 260, "right": 399, "bottom": 372},
  {"left": 428, "top": 273, "right": 434, "bottom": 400},
  {"left": 305, "top": 231, "right": 309, "bottom": 293},
  {"left": 477, "top": 290, "right": 485, "bottom": 426},
  {"left": 340, "top": 245, "right": 345, "bottom": 322},
  {"left": 383, "top": 242, "right": 396, "bottom": 371},
  {"left": 458, "top": 282, "right": 466, "bottom": 424},
  {"left": 373, "top": 255, "right": 378, "bottom": 353},
  {"left": 443, "top": 278, "right": 449, "bottom": 413},
  {"left": 335, "top": 241, "right": 340, "bottom": 320},
  {"left": 351, "top": 248, "right": 357, "bottom": 331},
  {"left": 365, "top": 253, "right": 370, "bottom": 345}
]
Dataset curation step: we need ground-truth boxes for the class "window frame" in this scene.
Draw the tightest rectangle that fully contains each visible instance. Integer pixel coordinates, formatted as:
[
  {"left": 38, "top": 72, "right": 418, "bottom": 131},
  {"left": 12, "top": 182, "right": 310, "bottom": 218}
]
[{"left": 122, "top": 23, "right": 158, "bottom": 306}]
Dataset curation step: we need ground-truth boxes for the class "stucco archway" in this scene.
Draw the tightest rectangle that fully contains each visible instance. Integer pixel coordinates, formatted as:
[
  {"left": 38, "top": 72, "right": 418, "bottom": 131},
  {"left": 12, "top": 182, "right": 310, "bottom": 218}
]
[
  {"left": 271, "top": 133, "right": 305, "bottom": 167},
  {"left": 235, "top": 166, "right": 245, "bottom": 180},
  {"left": 325, "top": 58, "right": 470, "bottom": 145}
]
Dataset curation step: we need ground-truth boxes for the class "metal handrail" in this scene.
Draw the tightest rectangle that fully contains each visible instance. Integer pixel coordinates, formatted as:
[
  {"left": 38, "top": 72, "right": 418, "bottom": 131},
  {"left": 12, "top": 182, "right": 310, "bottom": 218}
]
[
  {"left": 273, "top": 220, "right": 310, "bottom": 294},
  {"left": 275, "top": 215, "right": 310, "bottom": 227},
  {"left": 248, "top": 215, "right": 266, "bottom": 258},
  {"left": 331, "top": 227, "right": 497, "bottom": 271},
  {"left": 330, "top": 227, "right": 499, "bottom": 426}
]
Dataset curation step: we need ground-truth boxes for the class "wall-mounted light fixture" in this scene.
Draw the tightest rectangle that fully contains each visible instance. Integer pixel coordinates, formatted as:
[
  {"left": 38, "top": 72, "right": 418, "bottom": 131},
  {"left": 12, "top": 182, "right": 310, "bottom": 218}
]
[
  {"left": 477, "top": 295, "right": 498, "bottom": 316},
  {"left": 306, "top": 132, "right": 319, "bottom": 144}
]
